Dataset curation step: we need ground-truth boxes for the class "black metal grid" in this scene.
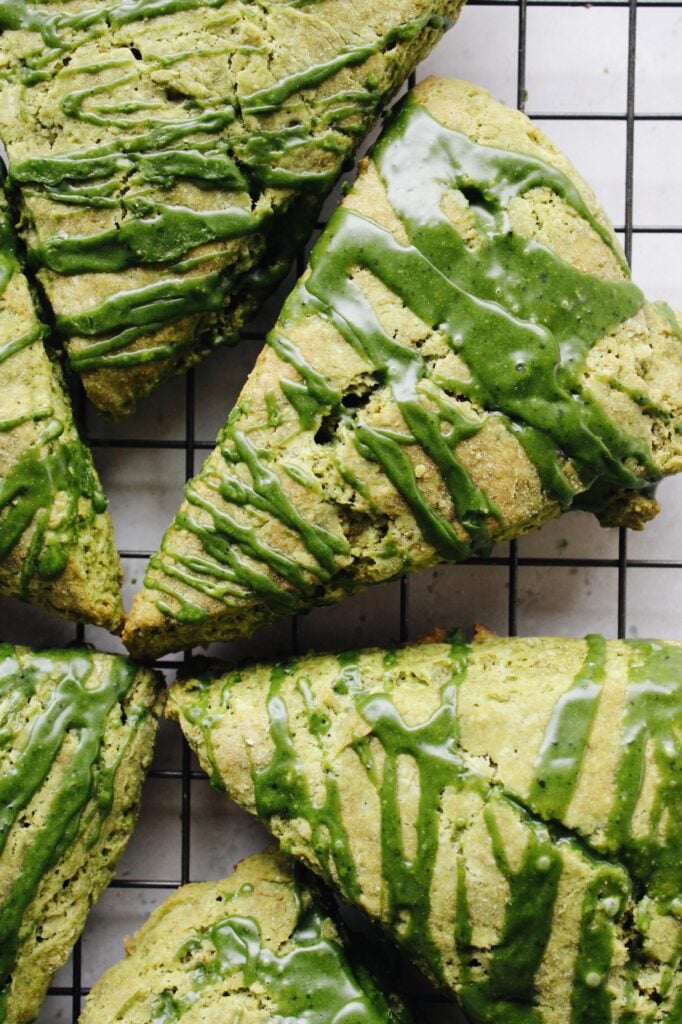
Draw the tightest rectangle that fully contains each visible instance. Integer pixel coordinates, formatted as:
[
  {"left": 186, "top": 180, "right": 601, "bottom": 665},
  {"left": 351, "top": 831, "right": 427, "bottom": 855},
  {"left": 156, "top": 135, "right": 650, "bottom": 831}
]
[{"left": 33, "top": 0, "right": 682, "bottom": 1017}]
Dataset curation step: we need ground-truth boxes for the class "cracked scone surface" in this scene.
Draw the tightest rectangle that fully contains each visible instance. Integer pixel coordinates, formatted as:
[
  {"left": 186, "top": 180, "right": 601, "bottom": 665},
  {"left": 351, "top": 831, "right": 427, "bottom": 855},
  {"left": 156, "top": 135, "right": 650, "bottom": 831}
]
[
  {"left": 0, "top": 190, "right": 123, "bottom": 629},
  {"left": 169, "top": 633, "right": 682, "bottom": 1023},
  {"left": 124, "top": 77, "right": 682, "bottom": 660},
  {"left": 0, "top": 644, "right": 164, "bottom": 1024},
  {"left": 80, "top": 847, "right": 411, "bottom": 1024},
  {"left": 0, "top": 0, "right": 462, "bottom": 416}
]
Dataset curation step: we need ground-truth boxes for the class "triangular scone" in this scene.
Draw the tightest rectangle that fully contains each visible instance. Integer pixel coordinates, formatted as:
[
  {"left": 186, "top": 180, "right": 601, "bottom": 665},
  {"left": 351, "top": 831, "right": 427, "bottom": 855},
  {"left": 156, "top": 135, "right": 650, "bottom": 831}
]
[
  {"left": 124, "top": 78, "right": 682, "bottom": 659},
  {"left": 80, "top": 847, "right": 411, "bottom": 1024},
  {"left": 0, "top": 192, "right": 123, "bottom": 629},
  {"left": 0, "top": 643, "right": 163, "bottom": 1024},
  {"left": 0, "top": 1, "right": 463, "bottom": 417},
  {"left": 170, "top": 634, "right": 682, "bottom": 1023}
]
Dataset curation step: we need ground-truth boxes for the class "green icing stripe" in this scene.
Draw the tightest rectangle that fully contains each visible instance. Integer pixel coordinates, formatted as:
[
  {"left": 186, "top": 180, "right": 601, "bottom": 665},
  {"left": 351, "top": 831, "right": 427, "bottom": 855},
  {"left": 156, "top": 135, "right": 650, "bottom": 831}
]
[
  {"left": 175, "top": 635, "right": 682, "bottom": 1021},
  {"left": 11, "top": 111, "right": 238, "bottom": 187},
  {"left": 0, "top": 406, "right": 53, "bottom": 433},
  {"left": 355, "top": 636, "right": 470, "bottom": 973},
  {"left": 524, "top": 637, "right": 682, "bottom": 904},
  {"left": 55, "top": 206, "right": 320, "bottom": 370},
  {"left": 0, "top": 192, "right": 46, "bottom": 382},
  {"left": 0, "top": 0, "right": 232, "bottom": 49},
  {"left": 148, "top": 897, "right": 395, "bottom": 1024},
  {"left": 60, "top": 271, "right": 233, "bottom": 369},
  {"left": 374, "top": 100, "right": 628, "bottom": 272},
  {"left": 30, "top": 145, "right": 247, "bottom": 199},
  {"left": 0, "top": 213, "right": 19, "bottom": 297},
  {"left": 0, "top": 201, "right": 109, "bottom": 590},
  {"left": 0, "top": 647, "right": 142, "bottom": 995},
  {"left": 529, "top": 634, "right": 608, "bottom": 819},
  {"left": 1, "top": 3, "right": 449, "bottom": 375},
  {"left": 607, "top": 640, "right": 682, "bottom": 904},
  {"left": 252, "top": 661, "right": 361, "bottom": 901},
  {"left": 226, "top": 429, "right": 349, "bottom": 572},
  {"left": 31, "top": 201, "right": 265, "bottom": 275},
  {"left": 350, "top": 641, "right": 579, "bottom": 1018},
  {"left": 569, "top": 869, "right": 629, "bottom": 1024},
  {"left": 110, "top": 0, "right": 232, "bottom": 27},
  {"left": 227, "top": 635, "right": 573, "bottom": 1012},
  {"left": 459, "top": 808, "right": 563, "bottom": 1024},
  {"left": 0, "top": 437, "right": 108, "bottom": 592},
  {"left": 363, "top": 104, "right": 654, "bottom": 497},
  {"left": 148, "top": 97, "right": 668, "bottom": 626},
  {"left": 0, "top": 324, "right": 46, "bottom": 366},
  {"left": 240, "top": 13, "right": 449, "bottom": 115}
]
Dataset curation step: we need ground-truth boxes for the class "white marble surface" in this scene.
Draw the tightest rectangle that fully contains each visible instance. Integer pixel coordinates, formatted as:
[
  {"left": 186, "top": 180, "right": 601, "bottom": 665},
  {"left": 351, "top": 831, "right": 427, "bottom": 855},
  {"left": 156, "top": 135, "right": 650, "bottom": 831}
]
[{"left": 1, "top": 3, "right": 681, "bottom": 1021}]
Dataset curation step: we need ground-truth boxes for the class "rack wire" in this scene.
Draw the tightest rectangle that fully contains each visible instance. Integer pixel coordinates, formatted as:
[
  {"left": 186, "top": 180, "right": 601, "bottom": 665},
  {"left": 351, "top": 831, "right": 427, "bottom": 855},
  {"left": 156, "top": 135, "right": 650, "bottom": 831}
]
[{"left": 5, "top": 0, "right": 677, "bottom": 1018}]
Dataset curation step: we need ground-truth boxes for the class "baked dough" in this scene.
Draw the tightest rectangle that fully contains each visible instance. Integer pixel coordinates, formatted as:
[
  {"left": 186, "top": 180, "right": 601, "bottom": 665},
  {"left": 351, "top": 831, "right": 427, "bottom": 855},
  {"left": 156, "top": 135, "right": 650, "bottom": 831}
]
[
  {"left": 170, "top": 631, "right": 682, "bottom": 1023},
  {"left": 125, "top": 78, "right": 682, "bottom": 659}
]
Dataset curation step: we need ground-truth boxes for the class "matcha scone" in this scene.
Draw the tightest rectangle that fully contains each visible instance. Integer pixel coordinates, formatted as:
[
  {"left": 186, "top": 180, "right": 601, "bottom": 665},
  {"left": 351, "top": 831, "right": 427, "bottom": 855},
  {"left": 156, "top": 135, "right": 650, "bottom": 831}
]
[
  {"left": 80, "top": 847, "right": 412, "bottom": 1024},
  {"left": 169, "top": 633, "right": 682, "bottom": 1023},
  {"left": 0, "top": 643, "right": 164, "bottom": 1024},
  {"left": 124, "top": 78, "right": 682, "bottom": 660},
  {"left": 0, "top": 190, "right": 123, "bottom": 629},
  {"left": 0, "top": 0, "right": 463, "bottom": 417}
]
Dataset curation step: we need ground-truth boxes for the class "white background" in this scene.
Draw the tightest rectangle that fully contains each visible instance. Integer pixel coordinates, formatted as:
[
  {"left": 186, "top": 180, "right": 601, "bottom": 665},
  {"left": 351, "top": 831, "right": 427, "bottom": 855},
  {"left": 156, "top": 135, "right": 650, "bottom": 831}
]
[{"left": 1, "top": 2, "right": 681, "bottom": 1019}]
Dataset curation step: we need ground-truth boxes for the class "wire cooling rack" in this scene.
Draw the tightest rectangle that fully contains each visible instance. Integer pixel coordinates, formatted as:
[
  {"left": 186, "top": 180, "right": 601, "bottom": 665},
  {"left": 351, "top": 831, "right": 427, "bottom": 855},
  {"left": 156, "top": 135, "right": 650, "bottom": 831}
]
[{"left": 0, "top": 0, "right": 680, "bottom": 1019}]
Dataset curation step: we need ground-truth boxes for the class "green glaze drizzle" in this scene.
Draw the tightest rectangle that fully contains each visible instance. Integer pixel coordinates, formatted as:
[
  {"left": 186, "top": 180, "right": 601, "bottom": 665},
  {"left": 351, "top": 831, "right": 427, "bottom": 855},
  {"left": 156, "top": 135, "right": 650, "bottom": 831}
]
[
  {"left": 458, "top": 812, "right": 564, "bottom": 1024},
  {"left": 0, "top": 0, "right": 246, "bottom": 54},
  {"left": 178, "top": 634, "right": 682, "bottom": 1022},
  {"left": 524, "top": 637, "right": 682, "bottom": 905},
  {"left": 0, "top": 212, "right": 18, "bottom": 295},
  {"left": 356, "top": 637, "right": 473, "bottom": 973},
  {"left": 190, "top": 636, "right": 607, "bottom": 1015},
  {"left": 240, "top": 14, "right": 451, "bottom": 115},
  {"left": 605, "top": 641, "right": 682, "bottom": 904},
  {"left": 0, "top": 435, "right": 108, "bottom": 591},
  {"left": 0, "top": 646, "right": 145, "bottom": 1011},
  {"left": 1, "top": 1, "right": 451, "bottom": 376},
  {"left": 529, "top": 634, "right": 608, "bottom": 818},
  {"left": 0, "top": 324, "right": 47, "bottom": 367},
  {"left": 149, "top": 897, "right": 395, "bottom": 1024},
  {"left": 146, "top": 95, "right": 671, "bottom": 629},
  {"left": 32, "top": 200, "right": 265, "bottom": 276},
  {"left": 0, "top": 405, "right": 52, "bottom": 433},
  {"left": 0, "top": 199, "right": 108, "bottom": 591},
  {"left": 252, "top": 661, "right": 361, "bottom": 900},
  {"left": 569, "top": 869, "right": 630, "bottom": 1024}
]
